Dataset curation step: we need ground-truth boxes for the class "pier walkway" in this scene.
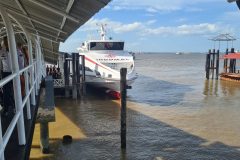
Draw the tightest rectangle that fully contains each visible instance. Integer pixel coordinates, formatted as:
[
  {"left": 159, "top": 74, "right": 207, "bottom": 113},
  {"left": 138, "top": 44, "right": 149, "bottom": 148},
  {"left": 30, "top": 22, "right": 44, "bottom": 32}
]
[{"left": 0, "top": 0, "right": 110, "bottom": 159}]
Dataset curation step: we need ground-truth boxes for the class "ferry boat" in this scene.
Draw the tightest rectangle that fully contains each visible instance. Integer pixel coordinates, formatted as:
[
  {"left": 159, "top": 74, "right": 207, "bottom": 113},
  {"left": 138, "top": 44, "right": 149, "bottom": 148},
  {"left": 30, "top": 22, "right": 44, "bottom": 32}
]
[{"left": 78, "top": 24, "right": 138, "bottom": 98}]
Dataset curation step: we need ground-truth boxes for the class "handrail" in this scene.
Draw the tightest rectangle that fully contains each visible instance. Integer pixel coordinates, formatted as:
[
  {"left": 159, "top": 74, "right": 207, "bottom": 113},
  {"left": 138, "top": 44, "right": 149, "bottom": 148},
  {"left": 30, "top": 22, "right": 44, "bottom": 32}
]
[
  {"left": 19, "top": 63, "right": 34, "bottom": 75},
  {"left": 0, "top": 7, "right": 47, "bottom": 160},
  {"left": 0, "top": 61, "right": 42, "bottom": 158},
  {"left": 0, "top": 73, "right": 17, "bottom": 88},
  {"left": 0, "top": 111, "right": 21, "bottom": 157}
]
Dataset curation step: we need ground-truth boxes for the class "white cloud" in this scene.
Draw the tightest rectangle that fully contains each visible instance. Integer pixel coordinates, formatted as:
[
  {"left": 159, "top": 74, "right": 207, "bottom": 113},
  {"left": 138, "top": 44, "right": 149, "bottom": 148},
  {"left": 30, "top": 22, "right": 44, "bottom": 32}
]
[
  {"left": 222, "top": 11, "right": 240, "bottom": 20},
  {"left": 115, "top": 22, "right": 142, "bottom": 33},
  {"left": 79, "top": 18, "right": 235, "bottom": 38},
  {"left": 146, "top": 8, "right": 158, "bottom": 13},
  {"left": 79, "top": 18, "right": 143, "bottom": 34},
  {"left": 146, "top": 20, "right": 157, "bottom": 25},
  {"left": 176, "top": 18, "right": 188, "bottom": 23},
  {"left": 109, "top": 0, "right": 219, "bottom": 12}
]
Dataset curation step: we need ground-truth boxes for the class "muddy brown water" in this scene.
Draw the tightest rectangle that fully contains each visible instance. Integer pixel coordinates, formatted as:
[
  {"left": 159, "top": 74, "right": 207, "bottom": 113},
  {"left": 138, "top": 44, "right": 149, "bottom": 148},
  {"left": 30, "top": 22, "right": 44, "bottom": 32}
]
[{"left": 31, "top": 53, "right": 240, "bottom": 160}]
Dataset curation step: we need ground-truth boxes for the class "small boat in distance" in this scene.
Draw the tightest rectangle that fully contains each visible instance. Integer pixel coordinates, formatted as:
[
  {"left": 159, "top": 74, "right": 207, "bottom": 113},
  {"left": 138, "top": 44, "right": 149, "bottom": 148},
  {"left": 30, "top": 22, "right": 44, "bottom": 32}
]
[
  {"left": 78, "top": 24, "right": 138, "bottom": 98},
  {"left": 176, "top": 52, "right": 183, "bottom": 55}
]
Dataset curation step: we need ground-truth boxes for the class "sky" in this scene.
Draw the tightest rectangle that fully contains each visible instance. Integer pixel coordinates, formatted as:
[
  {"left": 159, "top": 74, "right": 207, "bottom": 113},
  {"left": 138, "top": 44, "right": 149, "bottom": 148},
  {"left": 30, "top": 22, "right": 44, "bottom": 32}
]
[{"left": 60, "top": 0, "right": 240, "bottom": 53}]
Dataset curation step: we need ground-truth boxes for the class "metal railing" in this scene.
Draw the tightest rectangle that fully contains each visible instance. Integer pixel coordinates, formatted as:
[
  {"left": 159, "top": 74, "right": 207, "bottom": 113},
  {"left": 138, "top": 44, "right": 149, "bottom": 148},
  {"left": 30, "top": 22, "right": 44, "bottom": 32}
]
[
  {"left": 53, "top": 79, "right": 65, "bottom": 88},
  {"left": 0, "top": 8, "right": 47, "bottom": 160},
  {"left": 0, "top": 60, "right": 44, "bottom": 159}
]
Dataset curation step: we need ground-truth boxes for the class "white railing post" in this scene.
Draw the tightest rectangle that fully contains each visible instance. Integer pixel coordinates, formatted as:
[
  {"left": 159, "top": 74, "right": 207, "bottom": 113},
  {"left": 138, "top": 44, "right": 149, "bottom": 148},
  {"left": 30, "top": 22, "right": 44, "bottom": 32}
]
[
  {"left": 34, "top": 41, "right": 39, "bottom": 96},
  {"left": 0, "top": 8, "right": 26, "bottom": 145},
  {"left": 24, "top": 70, "right": 31, "bottom": 119},
  {"left": 41, "top": 51, "right": 46, "bottom": 77},
  {"left": 34, "top": 60, "right": 38, "bottom": 96},
  {"left": 0, "top": 113, "right": 5, "bottom": 160},
  {"left": 37, "top": 41, "right": 42, "bottom": 81},
  {"left": 35, "top": 39, "right": 41, "bottom": 92},
  {"left": 28, "top": 38, "right": 36, "bottom": 105},
  {"left": 37, "top": 38, "right": 43, "bottom": 84}
]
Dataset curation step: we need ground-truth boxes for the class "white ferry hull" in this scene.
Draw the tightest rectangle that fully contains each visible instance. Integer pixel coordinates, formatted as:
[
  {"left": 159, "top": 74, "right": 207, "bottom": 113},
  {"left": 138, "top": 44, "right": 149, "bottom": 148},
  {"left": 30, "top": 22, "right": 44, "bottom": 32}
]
[
  {"left": 77, "top": 25, "right": 138, "bottom": 95},
  {"left": 85, "top": 74, "right": 137, "bottom": 92}
]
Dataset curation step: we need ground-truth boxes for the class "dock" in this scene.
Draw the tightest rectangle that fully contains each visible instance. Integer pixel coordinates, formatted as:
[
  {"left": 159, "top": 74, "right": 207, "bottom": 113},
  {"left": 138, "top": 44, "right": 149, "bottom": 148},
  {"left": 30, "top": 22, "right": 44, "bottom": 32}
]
[
  {"left": 0, "top": 0, "right": 110, "bottom": 159},
  {"left": 1, "top": 0, "right": 240, "bottom": 160}
]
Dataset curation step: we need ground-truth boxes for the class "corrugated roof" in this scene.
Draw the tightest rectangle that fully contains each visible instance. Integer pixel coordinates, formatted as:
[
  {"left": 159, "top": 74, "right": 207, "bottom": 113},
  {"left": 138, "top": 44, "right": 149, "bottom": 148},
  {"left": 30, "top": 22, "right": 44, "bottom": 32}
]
[{"left": 0, "top": 0, "right": 111, "bottom": 63}]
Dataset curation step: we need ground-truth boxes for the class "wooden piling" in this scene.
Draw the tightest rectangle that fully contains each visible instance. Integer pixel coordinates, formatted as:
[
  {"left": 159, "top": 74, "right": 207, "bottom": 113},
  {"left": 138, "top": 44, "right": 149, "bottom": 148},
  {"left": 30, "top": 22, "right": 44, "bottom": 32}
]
[
  {"left": 64, "top": 53, "right": 70, "bottom": 97},
  {"left": 205, "top": 49, "right": 220, "bottom": 80},
  {"left": 205, "top": 50, "right": 211, "bottom": 79},
  {"left": 40, "top": 76, "right": 55, "bottom": 154},
  {"left": 233, "top": 59, "right": 236, "bottom": 73},
  {"left": 216, "top": 50, "right": 220, "bottom": 79},
  {"left": 72, "top": 53, "right": 77, "bottom": 99},
  {"left": 76, "top": 54, "right": 80, "bottom": 96},
  {"left": 81, "top": 55, "right": 86, "bottom": 95},
  {"left": 40, "top": 122, "right": 49, "bottom": 154},
  {"left": 231, "top": 48, "right": 236, "bottom": 73},
  {"left": 212, "top": 49, "right": 216, "bottom": 79},
  {"left": 224, "top": 48, "right": 229, "bottom": 73},
  {"left": 120, "top": 68, "right": 127, "bottom": 149}
]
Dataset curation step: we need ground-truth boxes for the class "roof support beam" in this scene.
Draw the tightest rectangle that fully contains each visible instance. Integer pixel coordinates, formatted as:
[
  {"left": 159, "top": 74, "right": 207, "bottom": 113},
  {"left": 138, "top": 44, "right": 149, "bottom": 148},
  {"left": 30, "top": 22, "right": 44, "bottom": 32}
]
[
  {"left": 31, "top": 33, "right": 59, "bottom": 44},
  {"left": 6, "top": 9, "right": 67, "bottom": 35},
  {"left": 28, "top": 0, "right": 82, "bottom": 23},
  {"left": 15, "top": 0, "right": 36, "bottom": 31},
  {"left": 227, "top": 0, "right": 238, "bottom": 2},
  {"left": 57, "top": 0, "right": 75, "bottom": 40},
  {"left": 0, "top": 20, "right": 63, "bottom": 42},
  {"left": 0, "top": 2, "right": 68, "bottom": 34},
  {"left": 42, "top": 48, "right": 59, "bottom": 55},
  {"left": 23, "top": 24, "right": 64, "bottom": 41}
]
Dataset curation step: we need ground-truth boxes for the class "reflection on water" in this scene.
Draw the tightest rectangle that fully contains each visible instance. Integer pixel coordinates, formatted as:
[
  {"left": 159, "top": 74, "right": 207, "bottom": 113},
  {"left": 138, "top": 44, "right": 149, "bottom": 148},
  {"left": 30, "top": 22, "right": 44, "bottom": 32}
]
[
  {"left": 30, "top": 53, "right": 240, "bottom": 160},
  {"left": 220, "top": 80, "right": 240, "bottom": 96},
  {"left": 203, "top": 80, "right": 219, "bottom": 96},
  {"left": 203, "top": 79, "right": 240, "bottom": 97}
]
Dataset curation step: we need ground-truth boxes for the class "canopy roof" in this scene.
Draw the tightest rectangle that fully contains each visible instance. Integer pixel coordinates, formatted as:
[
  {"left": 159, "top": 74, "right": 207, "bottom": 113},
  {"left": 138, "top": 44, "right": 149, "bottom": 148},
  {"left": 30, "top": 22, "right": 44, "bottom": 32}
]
[
  {"left": 227, "top": 0, "right": 240, "bottom": 10},
  {"left": 0, "top": 0, "right": 110, "bottom": 63},
  {"left": 222, "top": 53, "right": 240, "bottom": 59},
  {"left": 209, "top": 33, "right": 237, "bottom": 42}
]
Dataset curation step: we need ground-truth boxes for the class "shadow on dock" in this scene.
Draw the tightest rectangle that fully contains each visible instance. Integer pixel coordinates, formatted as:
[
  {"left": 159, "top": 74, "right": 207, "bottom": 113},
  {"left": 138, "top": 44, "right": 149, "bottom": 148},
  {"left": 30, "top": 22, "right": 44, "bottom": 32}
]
[{"left": 31, "top": 94, "right": 240, "bottom": 160}]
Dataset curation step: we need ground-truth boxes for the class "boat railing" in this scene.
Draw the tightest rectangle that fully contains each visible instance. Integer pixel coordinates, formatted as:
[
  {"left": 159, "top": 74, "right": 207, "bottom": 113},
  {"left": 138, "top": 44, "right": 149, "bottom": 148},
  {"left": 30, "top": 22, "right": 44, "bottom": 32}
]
[{"left": 53, "top": 79, "right": 65, "bottom": 88}]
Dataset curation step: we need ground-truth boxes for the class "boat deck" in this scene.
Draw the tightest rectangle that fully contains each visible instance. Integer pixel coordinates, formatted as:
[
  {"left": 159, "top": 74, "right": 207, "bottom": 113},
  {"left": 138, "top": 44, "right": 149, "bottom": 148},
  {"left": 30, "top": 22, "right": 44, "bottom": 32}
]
[{"left": 220, "top": 73, "right": 240, "bottom": 82}]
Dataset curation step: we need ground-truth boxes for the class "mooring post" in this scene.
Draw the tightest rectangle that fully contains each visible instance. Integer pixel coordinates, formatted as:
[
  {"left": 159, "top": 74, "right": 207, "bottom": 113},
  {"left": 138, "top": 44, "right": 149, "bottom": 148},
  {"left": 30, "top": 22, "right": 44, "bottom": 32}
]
[
  {"left": 229, "top": 60, "right": 233, "bottom": 73},
  {"left": 81, "top": 55, "right": 86, "bottom": 95},
  {"left": 216, "top": 50, "right": 220, "bottom": 79},
  {"left": 40, "top": 122, "right": 49, "bottom": 154},
  {"left": 224, "top": 48, "right": 229, "bottom": 73},
  {"left": 231, "top": 48, "right": 236, "bottom": 73},
  {"left": 206, "top": 50, "right": 211, "bottom": 79},
  {"left": 76, "top": 54, "right": 80, "bottom": 96},
  {"left": 212, "top": 49, "right": 215, "bottom": 79},
  {"left": 233, "top": 59, "right": 237, "bottom": 73},
  {"left": 64, "top": 53, "right": 70, "bottom": 98},
  {"left": 72, "top": 53, "right": 77, "bottom": 99},
  {"left": 120, "top": 68, "right": 127, "bottom": 149},
  {"left": 40, "top": 76, "right": 55, "bottom": 154}
]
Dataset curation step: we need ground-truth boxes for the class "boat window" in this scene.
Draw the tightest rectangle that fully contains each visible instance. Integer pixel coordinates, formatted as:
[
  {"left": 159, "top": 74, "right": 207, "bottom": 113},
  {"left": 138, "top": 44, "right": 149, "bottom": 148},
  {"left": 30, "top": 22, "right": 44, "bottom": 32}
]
[{"left": 90, "top": 42, "right": 124, "bottom": 50}]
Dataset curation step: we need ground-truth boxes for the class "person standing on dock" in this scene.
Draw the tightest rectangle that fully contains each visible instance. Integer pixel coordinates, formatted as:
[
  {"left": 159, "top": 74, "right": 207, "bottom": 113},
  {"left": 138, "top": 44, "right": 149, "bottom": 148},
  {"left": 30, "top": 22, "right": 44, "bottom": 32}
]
[
  {"left": 17, "top": 42, "right": 25, "bottom": 97},
  {"left": 0, "top": 36, "right": 14, "bottom": 116},
  {"left": 22, "top": 46, "right": 29, "bottom": 67}
]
